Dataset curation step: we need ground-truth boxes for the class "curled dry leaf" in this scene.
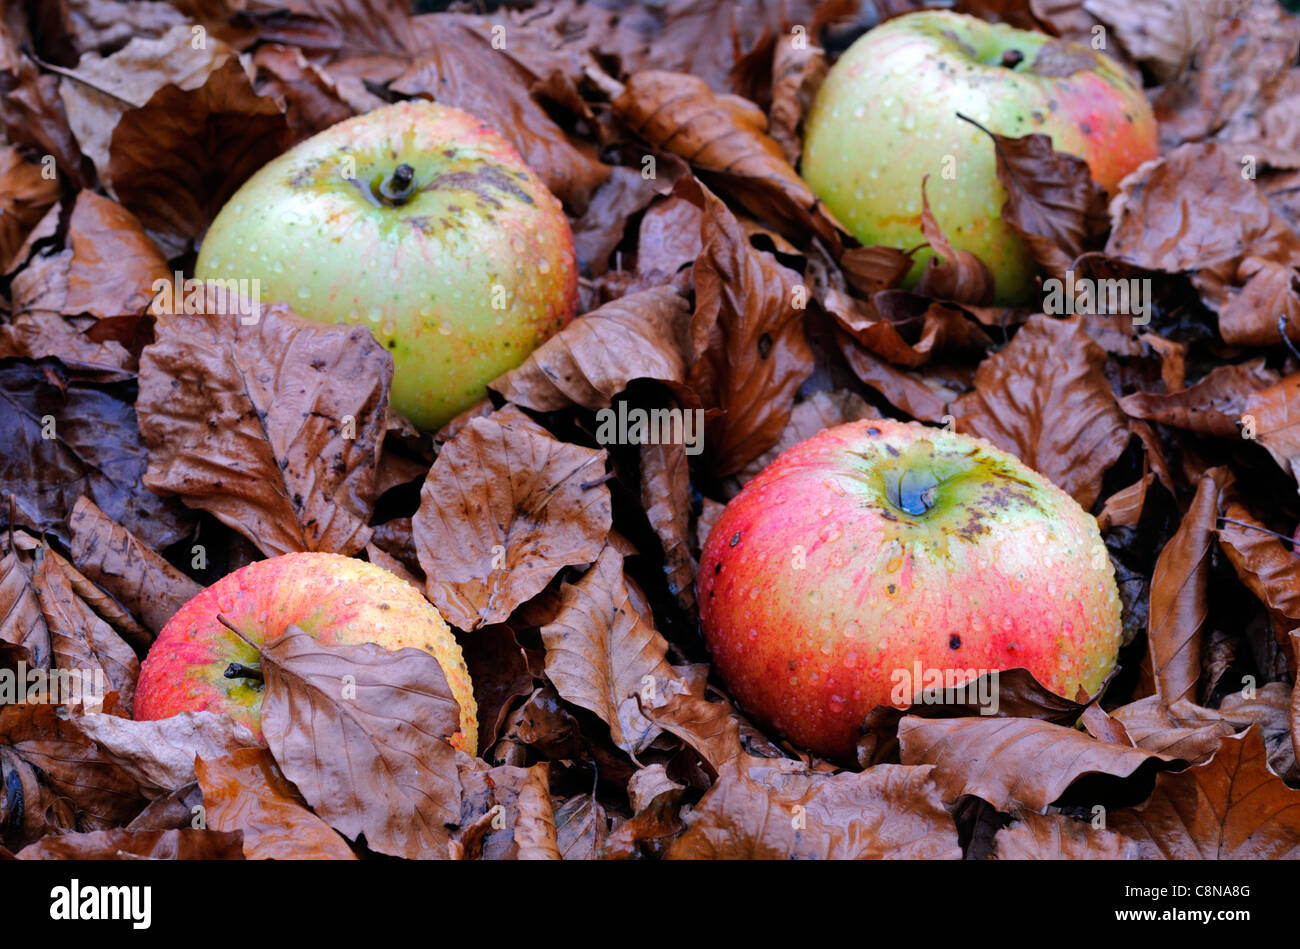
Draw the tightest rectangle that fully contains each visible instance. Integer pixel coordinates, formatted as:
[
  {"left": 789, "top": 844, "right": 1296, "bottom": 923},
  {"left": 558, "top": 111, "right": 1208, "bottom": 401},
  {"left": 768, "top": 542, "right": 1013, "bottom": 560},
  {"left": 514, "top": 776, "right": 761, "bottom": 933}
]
[
  {"left": 69, "top": 495, "right": 202, "bottom": 637},
  {"left": 640, "top": 436, "right": 697, "bottom": 615},
  {"left": 194, "top": 748, "right": 357, "bottom": 860},
  {"left": 0, "top": 356, "right": 190, "bottom": 550},
  {"left": 60, "top": 192, "right": 170, "bottom": 321},
  {"left": 540, "top": 547, "right": 677, "bottom": 756},
  {"left": 614, "top": 70, "right": 841, "bottom": 249},
  {"left": 108, "top": 57, "right": 293, "bottom": 258},
  {"left": 71, "top": 709, "right": 260, "bottom": 797},
  {"left": 137, "top": 292, "right": 392, "bottom": 559},
  {"left": 768, "top": 31, "right": 828, "bottom": 167},
  {"left": 1218, "top": 257, "right": 1300, "bottom": 346},
  {"left": 250, "top": 626, "right": 464, "bottom": 860},
  {"left": 836, "top": 334, "right": 954, "bottom": 422},
  {"left": 668, "top": 758, "right": 961, "bottom": 859},
  {"left": 917, "top": 178, "right": 995, "bottom": 305},
  {"left": 554, "top": 794, "right": 609, "bottom": 860},
  {"left": 1085, "top": 0, "right": 1221, "bottom": 84},
  {"left": 491, "top": 286, "right": 693, "bottom": 411},
  {"left": 685, "top": 179, "right": 814, "bottom": 475},
  {"left": 899, "top": 715, "right": 1183, "bottom": 812},
  {"left": 513, "top": 762, "right": 561, "bottom": 860},
  {"left": 994, "top": 811, "right": 1140, "bottom": 859},
  {"left": 412, "top": 409, "right": 612, "bottom": 631},
  {"left": 1117, "top": 359, "right": 1277, "bottom": 438},
  {"left": 17, "top": 827, "right": 244, "bottom": 860},
  {"left": 1147, "top": 468, "right": 1229, "bottom": 706},
  {"left": 455, "top": 758, "right": 562, "bottom": 860},
  {"left": 1097, "top": 473, "right": 1154, "bottom": 531},
  {"left": 948, "top": 315, "right": 1130, "bottom": 511},
  {"left": 1110, "top": 726, "right": 1300, "bottom": 859}
]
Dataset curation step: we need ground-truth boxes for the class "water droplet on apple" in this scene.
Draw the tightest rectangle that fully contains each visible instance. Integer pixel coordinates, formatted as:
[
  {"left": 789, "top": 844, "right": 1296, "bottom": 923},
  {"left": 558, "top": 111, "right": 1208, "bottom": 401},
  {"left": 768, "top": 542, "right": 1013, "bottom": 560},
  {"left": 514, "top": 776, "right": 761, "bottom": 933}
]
[
  {"left": 367, "top": 307, "right": 383, "bottom": 322},
  {"left": 819, "top": 525, "right": 842, "bottom": 543},
  {"left": 853, "top": 105, "right": 865, "bottom": 119},
  {"left": 297, "top": 285, "right": 312, "bottom": 300},
  {"left": 438, "top": 322, "right": 452, "bottom": 335},
  {"left": 817, "top": 505, "right": 832, "bottom": 518}
]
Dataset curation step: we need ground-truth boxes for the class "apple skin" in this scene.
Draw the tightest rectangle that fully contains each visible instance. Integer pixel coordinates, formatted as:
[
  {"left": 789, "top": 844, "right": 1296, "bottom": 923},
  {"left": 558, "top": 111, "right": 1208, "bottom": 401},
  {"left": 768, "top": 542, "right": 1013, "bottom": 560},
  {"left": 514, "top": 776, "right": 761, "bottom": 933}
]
[
  {"left": 134, "top": 552, "right": 478, "bottom": 753},
  {"left": 697, "top": 419, "right": 1121, "bottom": 761},
  {"left": 196, "top": 100, "right": 578, "bottom": 431},
  {"left": 801, "top": 10, "right": 1158, "bottom": 304}
]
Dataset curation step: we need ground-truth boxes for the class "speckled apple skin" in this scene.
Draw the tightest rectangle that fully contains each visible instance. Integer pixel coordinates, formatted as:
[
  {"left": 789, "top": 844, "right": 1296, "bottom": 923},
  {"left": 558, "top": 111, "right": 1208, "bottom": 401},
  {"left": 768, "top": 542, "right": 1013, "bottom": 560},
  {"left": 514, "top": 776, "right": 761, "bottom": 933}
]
[
  {"left": 697, "top": 419, "right": 1121, "bottom": 761},
  {"left": 801, "top": 10, "right": 1158, "bottom": 304},
  {"left": 135, "top": 552, "right": 478, "bottom": 753},
  {"left": 196, "top": 100, "right": 577, "bottom": 431}
]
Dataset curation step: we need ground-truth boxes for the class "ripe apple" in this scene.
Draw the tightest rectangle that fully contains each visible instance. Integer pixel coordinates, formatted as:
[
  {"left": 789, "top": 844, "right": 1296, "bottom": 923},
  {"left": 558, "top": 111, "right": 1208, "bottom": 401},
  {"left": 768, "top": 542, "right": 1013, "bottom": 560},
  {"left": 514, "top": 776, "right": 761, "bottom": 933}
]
[
  {"left": 195, "top": 100, "right": 578, "bottom": 431},
  {"left": 801, "top": 10, "right": 1158, "bottom": 304},
  {"left": 697, "top": 419, "right": 1121, "bottom": 761},
  {"left": 135, "top": 552, "right": 478, "bottom": 753}
]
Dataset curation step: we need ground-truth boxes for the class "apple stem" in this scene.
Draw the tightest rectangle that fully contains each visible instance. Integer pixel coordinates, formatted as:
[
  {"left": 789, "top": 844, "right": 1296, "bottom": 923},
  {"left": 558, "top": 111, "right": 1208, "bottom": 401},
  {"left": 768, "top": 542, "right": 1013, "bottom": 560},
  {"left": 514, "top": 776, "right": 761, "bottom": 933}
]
[
  {"left": 379, "top": 164, "right": 418, "bottom": 206},
  {"left": 223, "top": 661, "right": 264, "bottom": 682}
]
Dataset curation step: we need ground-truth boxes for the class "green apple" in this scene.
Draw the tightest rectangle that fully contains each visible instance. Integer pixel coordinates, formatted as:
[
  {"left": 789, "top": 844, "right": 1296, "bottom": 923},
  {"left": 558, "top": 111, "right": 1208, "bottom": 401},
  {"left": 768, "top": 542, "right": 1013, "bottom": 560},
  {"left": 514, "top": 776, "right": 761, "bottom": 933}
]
[
  {"left": 801, "top": 10, "right": 1158, "bottom": 304},
  {"left": 196, "top": 100, "right": 578, "bottom": 430}
]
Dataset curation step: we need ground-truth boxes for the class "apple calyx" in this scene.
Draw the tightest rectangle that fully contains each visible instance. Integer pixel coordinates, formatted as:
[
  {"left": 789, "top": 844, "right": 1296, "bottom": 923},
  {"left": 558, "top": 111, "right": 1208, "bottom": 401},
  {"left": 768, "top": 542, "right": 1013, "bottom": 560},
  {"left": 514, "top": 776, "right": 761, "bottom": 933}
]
[{"left": 1000, "top": 49, "right": 1024, "bottom": 69}]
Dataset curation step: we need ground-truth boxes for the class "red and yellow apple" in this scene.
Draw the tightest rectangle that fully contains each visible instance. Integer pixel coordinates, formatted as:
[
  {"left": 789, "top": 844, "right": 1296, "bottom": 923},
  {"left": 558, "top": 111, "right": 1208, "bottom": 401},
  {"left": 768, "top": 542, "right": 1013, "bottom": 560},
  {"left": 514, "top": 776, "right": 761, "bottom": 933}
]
[
  {"left": 196, "top": 100, "right": 578, "bottom": 430},
  {"left": 801, "top": 10, "right": 1159, "bottom": 304},
  {"left": 135, "top": 552, "right": 477, "bottom": 753},
  {"left": 697, "top": 419, "right": 1121, "bottom": 760}
]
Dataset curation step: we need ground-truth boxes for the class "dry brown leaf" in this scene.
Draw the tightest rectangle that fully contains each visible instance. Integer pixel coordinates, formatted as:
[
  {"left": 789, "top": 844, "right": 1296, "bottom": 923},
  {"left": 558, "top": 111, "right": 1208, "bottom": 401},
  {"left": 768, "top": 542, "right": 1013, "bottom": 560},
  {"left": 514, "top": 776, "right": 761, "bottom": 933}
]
[
  {"left": 540, "top": 547, "right": 676, "bottom": 756},
  {"left": 917, "top": 178, "right": 995, "bottom": 305},
  {"left": 1110, "top": 726, "right": 1300, "bottom": 858},
  {"left": 251, "top": 626, "right": 463, "bottom": 860},
  {"left": 685, "top": 179, "right": 813, "bottom": 475},
  {"left": 994, "top": 811, "right": 1141, "bottom": 859},
  {"left": 108, "top": 57, "right": 292, "bottom": 258},
  {"left": 1111, "top": 696, "right": 1237, "bottom": 764},
  {"left": 69, "top": 496, "right": 201, "bottom": 637},
  {"left": 640, "top": 436, "right": 696, "bottom": 615},
  {"left": 1147, "top": 468, "right": 1229, "bottom": 705},
  {"left": 0, "top": 145, "right": 59, "bottom": 268},
  {"left": 491, "top": 286, "right": 693, "bottom": 411},
  {"left": 0, "top": 547, "right": 51, "bottom": 669},
  {"left": 898, "top": 715, "right": 1182, "bottom": 812},
  {"left": 137, "top": 290, "right": 392, "bottom": 559},
  {"left": 614, "top": 70, "right": 840, "bottom": 249},
  {"left": 667, "top": 758, "right": 961, "bottom": 859},
  {"left": 513, "top": 762, "right": 561, "bottom": 860},
  {"left": 412, "top": 409, "right": 611, "bottom": 631},
  {"left": 1244, "top": 372, "right": 1300, "bottom": 487},
  {"left": 987, "top": 128, "right": 1109, "bottom": 277},
  {"left": 17, "top": 827, "right": 244, "bottom": 860},
  {"left": 1218, "top": 499, "right": 1300, "bottom": 657},
  {"left": 71, "top": 709, "right": 260, "bottom": 797},
  {"left": 33, "top": 548, "right": 138, "bottom": 714},
  {"left": 1118, "top": 360, "right": 1277, "bottom": 438},
  {"left": 1218, "top": 257, "right": 1300, "bottom": 346},
  {"left": 949, "top": 315, "right": 1130, "bottom": 510},
  {"left": 195, "top": 747, "right": 357, "bottom": 860}
]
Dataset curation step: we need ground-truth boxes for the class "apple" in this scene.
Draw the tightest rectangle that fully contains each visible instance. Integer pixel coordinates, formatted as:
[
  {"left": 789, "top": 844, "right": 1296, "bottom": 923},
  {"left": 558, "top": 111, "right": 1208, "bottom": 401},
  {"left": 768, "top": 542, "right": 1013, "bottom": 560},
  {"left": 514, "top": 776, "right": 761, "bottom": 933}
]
[
  {"left": 697, "top": 419, "right": 1121, "bottom": 761},
  {"left": 801, "top": 10, "right": 1158, "bottom": 304},
  {"left": 196, "top": 100, "right": 578, "bottom": 431},
  {"left": 135, "top": 552, "right": 478, "bottom": 753}
]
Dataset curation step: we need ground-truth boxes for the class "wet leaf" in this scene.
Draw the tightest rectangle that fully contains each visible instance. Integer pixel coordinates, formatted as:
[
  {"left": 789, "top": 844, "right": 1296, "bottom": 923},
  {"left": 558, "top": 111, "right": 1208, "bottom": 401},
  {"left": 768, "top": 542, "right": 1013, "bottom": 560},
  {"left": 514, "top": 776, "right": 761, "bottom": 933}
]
[{"left": 412, "top": 408, "right": 611, "bottom": 631}]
